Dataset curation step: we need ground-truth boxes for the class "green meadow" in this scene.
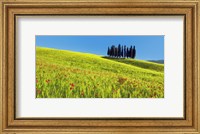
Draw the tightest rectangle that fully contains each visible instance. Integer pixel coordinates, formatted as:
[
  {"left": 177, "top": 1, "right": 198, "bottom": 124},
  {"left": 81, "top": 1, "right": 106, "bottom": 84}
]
[{"left": 36, "top": 47, "right": 164, "bottom": 98}]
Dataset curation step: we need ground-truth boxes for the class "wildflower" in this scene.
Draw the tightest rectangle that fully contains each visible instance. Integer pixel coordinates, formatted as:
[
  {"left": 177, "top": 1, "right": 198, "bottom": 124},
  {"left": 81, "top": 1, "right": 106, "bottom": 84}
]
[
  {"left": 36, "top": 89, "right": 41, "bottom": 94},
  {"left": 45, "top": 79, "right": 50, "bottom": 83},
  {"left": 81, "top": 91, "right": 84, "bottom": 96},
  {"left": 69, "top": 83, "right": 75, "bottom": 90},
  {"left": 70, "top": 83, "right": 75, "bottom": 87}
]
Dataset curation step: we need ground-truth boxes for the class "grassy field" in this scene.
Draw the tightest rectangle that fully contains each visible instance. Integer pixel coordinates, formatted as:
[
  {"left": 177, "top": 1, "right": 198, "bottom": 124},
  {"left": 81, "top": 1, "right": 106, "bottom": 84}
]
[
  {"left": 36, "top": 47, "right": 164, "bottom": 98},
  {"left": 103, "top": 57, "right": 164, "bottom": 72}
]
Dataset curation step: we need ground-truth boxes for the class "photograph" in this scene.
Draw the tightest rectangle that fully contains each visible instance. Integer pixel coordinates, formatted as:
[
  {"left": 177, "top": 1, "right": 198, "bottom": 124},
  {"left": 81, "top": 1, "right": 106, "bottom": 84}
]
[
  {"left": 2, "top": 0, "right": 200, "bottom": 133},
  {"left": 36, "top": 35, "right": 164, "bottom": 98}
]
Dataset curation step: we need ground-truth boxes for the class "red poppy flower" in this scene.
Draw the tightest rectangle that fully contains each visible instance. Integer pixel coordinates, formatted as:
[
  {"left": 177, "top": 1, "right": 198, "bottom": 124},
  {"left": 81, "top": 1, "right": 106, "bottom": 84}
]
[
  {"left": 70, "top": 83, "right": 75, "bottom": 87},
  {"left": 81, "top": 91, "right": 84, "bottom": 96},
  {"left": 36, "top": 89, "right": 41, "bottom": 94},
  {"left": 45, "top": 79, "right": 50, "bottom": 83}
]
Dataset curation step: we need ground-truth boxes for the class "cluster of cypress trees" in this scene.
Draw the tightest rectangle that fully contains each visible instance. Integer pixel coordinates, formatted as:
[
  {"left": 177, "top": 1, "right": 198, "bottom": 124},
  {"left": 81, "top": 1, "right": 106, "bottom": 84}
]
[{"left": 107, "top": 44, "right": 136, "bottom": 58}]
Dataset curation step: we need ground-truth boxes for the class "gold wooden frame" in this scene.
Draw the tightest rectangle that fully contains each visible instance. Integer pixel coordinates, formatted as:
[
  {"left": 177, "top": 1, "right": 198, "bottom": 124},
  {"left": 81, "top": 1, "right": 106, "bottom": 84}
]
[{"left": 0, "top": 0, "right": 199, "bottom": 133}]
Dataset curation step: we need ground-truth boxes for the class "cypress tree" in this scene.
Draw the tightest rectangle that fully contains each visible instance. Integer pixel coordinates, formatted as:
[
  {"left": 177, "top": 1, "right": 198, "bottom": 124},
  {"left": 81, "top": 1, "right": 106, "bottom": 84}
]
[
  {"left": 109, "top": 46, "right": 111, "bottom": 57},
  {"left": 133, "top": 46, "right": 136, "bottom": 59},
  {"left": 130, "top": 46, "right": 133, "bottom": 58},
  {"left": 127, "top": 47, "right": 129, "bottom": 58},
  {"left": 121, "top": 45, "right": 124, "bottom": 57},
  {"left": 118, "top": 44, "right": 121, "bottom": 58},
  {"left": 115, "top": 47, "right": 118, "bottom": 57},
  {"left": 124, "top": 45, "right": 126, "bottom": 58},
  {"left": 107, "top": 47, "right": 110, "bottom": 56},
  {"left": 111, "top": 45, "right": 114, "bottom": 57}
]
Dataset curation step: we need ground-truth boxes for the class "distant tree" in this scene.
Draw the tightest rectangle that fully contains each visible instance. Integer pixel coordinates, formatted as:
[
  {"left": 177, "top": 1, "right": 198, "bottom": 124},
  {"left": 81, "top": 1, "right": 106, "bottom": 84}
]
[
  {"left": 130, "top": 46, "right": 133, "bottom": 58},
  {"left": 133, "top": 46, "right": 136, "bottom": 59},
  {"left": 124, "top": 45, "right": 127, "bottom": 58},
  {"left": 126, "top": 47, "right": 129, "bottom": 58},
  {"left": 121, "top": 45, "right": 124, "bottom": 57},
  {"left": 118, "top": 44, "right": 121, "bottom": 58},
  {"left": 107, "top": 47, "right": 110, "bottom": 56},
  {"left": 115, "top": 47, "right": 118, "bottom": 57},
  {"left": 110, "top": 46, "right": 112, "bottom": 56},
  {"left": 111, "top": 45, "right": 115, "bottom": 57}
]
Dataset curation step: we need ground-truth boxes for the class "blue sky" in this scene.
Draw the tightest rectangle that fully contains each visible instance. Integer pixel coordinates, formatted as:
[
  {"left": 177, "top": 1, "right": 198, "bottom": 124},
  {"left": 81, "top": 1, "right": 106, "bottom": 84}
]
[{"left": 36, "top": 35, "right": 164, "bottom": 60}]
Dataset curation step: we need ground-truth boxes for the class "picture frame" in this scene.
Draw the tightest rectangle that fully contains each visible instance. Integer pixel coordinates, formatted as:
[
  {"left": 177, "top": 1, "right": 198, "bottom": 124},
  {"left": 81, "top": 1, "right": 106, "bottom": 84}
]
[{"left": 0, "top": 0, "right": 199, "bottom": 133}]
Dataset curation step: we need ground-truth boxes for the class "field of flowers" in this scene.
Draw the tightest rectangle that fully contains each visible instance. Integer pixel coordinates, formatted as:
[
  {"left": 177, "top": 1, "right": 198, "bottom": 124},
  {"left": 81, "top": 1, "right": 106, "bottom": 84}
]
[{"left": 36, "top": 47, "right": 164, "bottom": 98}]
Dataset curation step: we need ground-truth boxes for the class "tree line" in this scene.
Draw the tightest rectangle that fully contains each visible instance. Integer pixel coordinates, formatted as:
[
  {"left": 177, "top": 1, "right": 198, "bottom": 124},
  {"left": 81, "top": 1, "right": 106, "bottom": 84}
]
[{"left": 107, "top": 44, "right": 136, "bottom": 58}]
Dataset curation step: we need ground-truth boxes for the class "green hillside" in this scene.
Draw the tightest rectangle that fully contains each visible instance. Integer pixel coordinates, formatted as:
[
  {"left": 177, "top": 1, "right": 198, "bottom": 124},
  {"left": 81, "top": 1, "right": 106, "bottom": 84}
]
[
  {"left": 36, "top": 47, "right": 164, "bottom": 98},
  {"left": 103, "top": 57, "right": 164, "bottom": 72},
  {"left": 148, "top": 60, "right": 164, "bottom": 64}
]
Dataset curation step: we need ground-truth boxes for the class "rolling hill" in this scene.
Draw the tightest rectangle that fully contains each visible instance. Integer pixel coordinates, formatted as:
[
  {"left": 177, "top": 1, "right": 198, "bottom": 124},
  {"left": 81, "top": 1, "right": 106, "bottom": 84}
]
[
  {"left": 148, "top": 60, "right": 164, "bottom": 64},
  {"left": 36, "top": 47, "right": 164, "bottom": 98},
  {"left": 103, "top": 57, "right": 164, "bottom": 72}
]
